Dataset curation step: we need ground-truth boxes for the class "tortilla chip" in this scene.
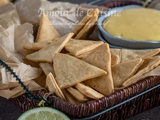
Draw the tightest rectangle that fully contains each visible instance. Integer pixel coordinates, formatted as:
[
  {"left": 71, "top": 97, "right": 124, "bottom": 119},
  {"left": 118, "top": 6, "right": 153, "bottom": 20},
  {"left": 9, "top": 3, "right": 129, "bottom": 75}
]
[
  {"left": 75, "top": 83, "right": 104, "bottom": 99},
  {"left": 0, "top": 0, "right": 9, "bottom": 6},
  {"left": 62, "top": 89, "right": 80, "bottom": 104},
  {"left": 11, "top": 89, "right": 25, "bottom": 98},
  {"left": 45, "top": 73, "right": 56, "bottom": 92},
  {"left": 72, "top": 8, "right": 99, "bottom": 37},
  {"left": 12, "top": 81, "right": 42, "bottom": 98},
  {"left": 121, "top": 48, "right": 160, "bottom": 63},
  {"left": 26, "top": 33, "right": 74, "bottom": 63},
  {"left": 67, "top": 87, "right": 88, "bottom": 102},
  {"left": 137, "top": 56, "right": 160, "bottom": 72},
  {"left": 138, "top": 66, "right": 160, "bottom": 80},
  {"left": 122, "top": 56, "right": 160, "bottom": 87},
  {"left": 35, "top": 13, "right": 60, "bottom": 42},
  {"left": 39, "top": 62, "right": 55, "bottom": 77},
  {"left": 0, "top": 82, "right": 19, "bottom": 90},
  {"left": 65, "top": 39, "right": 103, "bottom": 56},
  {"left": 112, "top": 59, "right": 143, "bottom": 87},
  {"left": 111, "top": 55, "right": 120, "bottom": 66},
  {"left": 27, "top": 80, "right": 43, "bottom": 91},
  {"left": 74, "top": 11, "right": 99, "bottom": 39},
  {"left": 46, "top": 73, "right": 65, "bottom": 100},
  {"left": 0, "top": 84, "right": 26, "bottom": 99},
  {"left": 83, "top": 44, "right": 114, "bottom": 96},
  {"left": 110, "top": 48, "right": 122, "bottom": 63},
  {"left": 24, "top": 40, "right": 53, "bottom": 51},
  {"left": 76, "top": 50, "right": 93, "bottom": 59},
  {"left": 114, "top": 87, "right": 125, "bottom": 91},
  {"left": 53, "top": 53, "right": 107, "bottom": 89}
]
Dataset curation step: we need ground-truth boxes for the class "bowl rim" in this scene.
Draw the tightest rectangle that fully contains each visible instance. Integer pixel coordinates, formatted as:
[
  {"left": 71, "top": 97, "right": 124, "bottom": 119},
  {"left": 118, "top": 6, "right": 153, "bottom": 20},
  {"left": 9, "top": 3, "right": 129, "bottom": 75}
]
[
  {"left": 98, "top": 31, "right": 126, "bottom": 49},
  {"left": 97, "top": 5, "right": 160, "bottom": 44},
  {"left": 98, "top": 31, "right": 158, "bottom": 50}
]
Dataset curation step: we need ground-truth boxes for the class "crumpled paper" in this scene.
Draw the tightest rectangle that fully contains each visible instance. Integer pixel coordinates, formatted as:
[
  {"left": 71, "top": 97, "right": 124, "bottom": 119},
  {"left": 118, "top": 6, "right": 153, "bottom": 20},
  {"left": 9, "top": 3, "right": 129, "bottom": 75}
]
[
  {"left": 14, "top": 23, "right": 34, "bottom": 56},
  {"left": 15, "top": 0, "right": 108, "bottom": 36},
  {"left": 0, "top": 63, "right": 42, "bottom": 84},
  {"left": 0, "top": 4, "right": 20, "bottom": 28},
  {"left": 0, "top": 80, "right": 42, "bottom": 99},
  {"left": 0, "top": 22, "right": 34, "bottom": 63},
  {"left": 16, "top": 0, "right": 80, "bottom": 35},
  {"left": 0, "top": 3, "right": 15, "bottom": 15},
  {"left": 0, "top": 2, "right": 43, "bottom": 99}
]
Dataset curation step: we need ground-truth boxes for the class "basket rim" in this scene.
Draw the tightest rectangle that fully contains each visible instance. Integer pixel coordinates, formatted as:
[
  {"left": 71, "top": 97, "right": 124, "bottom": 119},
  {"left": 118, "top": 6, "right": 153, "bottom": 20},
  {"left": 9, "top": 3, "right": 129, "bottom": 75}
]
[
  {"left": 44, "top": 76, "right": 160, "bottom": 118},
  {"left": 10, "top": 76, "right": 160, "bottom": 119}
]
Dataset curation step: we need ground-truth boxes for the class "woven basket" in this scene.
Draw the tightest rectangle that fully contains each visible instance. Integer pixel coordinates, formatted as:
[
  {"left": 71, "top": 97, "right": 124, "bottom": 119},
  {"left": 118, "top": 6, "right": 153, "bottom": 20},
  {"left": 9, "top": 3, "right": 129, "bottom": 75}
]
[
  {"left": 9, "top": 0, "right": 160, "bottom": 120},
  {"left": 10, "top": 76, "right": 160, "bottom": 120},
  {"left": 92, "top": 0, "right": 143, "bottom": 8}
]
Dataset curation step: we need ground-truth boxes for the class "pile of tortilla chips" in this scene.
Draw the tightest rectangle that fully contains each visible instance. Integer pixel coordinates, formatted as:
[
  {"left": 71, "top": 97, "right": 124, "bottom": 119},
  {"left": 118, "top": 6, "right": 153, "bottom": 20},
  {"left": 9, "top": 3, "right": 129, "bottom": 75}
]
[{"left": 23, "top": 8, "right": 160, "bottom": 104}]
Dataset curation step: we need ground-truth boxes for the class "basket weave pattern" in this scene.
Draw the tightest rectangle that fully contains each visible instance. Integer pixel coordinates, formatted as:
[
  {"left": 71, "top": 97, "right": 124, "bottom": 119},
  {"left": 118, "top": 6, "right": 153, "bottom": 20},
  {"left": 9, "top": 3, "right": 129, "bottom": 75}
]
[
  {"left": 10, "top": 76, "right": 160, "bottom": 119},
  {"left": 98, "top": 0, "right": 143, "bottom": 8}
]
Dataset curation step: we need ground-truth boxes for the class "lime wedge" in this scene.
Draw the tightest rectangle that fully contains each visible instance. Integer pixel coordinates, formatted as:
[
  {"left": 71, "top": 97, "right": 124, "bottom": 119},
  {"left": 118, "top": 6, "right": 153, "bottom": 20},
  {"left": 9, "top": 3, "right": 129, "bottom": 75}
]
[{"left": 18, "top": 107, "right": 70, "bottom": 120}]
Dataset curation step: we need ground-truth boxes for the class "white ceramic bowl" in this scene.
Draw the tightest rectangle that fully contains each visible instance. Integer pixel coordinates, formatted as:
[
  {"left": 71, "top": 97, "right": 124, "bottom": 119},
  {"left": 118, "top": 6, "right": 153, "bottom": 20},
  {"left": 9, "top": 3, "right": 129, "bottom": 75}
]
[{"left": 98, "top": 5, "right": 160, "bottom": 49}]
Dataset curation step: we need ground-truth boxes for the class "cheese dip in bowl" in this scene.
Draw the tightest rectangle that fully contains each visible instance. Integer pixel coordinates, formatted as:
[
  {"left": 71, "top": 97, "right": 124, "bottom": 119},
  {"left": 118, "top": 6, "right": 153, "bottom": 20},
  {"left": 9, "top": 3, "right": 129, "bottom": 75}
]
[{"left": 98, "top": 5, "right": 160, "bottom": 49}]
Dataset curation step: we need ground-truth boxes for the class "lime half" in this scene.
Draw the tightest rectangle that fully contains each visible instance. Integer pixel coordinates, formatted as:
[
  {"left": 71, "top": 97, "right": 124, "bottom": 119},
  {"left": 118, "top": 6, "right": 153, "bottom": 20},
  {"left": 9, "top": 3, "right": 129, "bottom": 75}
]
[{"left": 18, "top": 107, "right": 70, "bottom": 120}]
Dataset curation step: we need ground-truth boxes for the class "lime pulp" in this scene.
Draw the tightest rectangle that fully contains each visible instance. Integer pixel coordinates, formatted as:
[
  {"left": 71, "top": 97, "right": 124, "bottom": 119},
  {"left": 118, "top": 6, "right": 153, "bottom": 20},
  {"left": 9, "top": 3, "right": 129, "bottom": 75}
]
[{"left": 18, "top": 107, "right": 70, "bottom": 120}]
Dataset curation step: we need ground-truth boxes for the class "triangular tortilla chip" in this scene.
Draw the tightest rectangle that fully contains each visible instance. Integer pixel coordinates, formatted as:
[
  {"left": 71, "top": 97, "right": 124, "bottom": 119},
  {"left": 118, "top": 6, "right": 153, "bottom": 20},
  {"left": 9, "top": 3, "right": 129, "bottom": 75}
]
[
  {"left": 62, "top": 89, "right": 80, "bottom": 104},
  {"left": 121, "top": 48, "right": 160, "bottom": 63},
  {"left": 138, "top": 66, "right": 160, "bottom": 80},
  {"left": 24, "top": 40, "right": 53, "bottom": 51},
  {"left": 112, "top": 59, "right": 143, "bottom": 87},
  {"left": 0, "top": 82, "right": 19, "bottom": 90},
  {"left": 39, "top": 62, "right": 55, "bottom": 77},
  {"left": 46, "top": 73, "right": 65, "bottom": 100},
  {"left": 35, "top": 13, "right": 60, "bottom": 42},
  {"left": 114, "top": 86, "right": 127, "bottom": 91},
  {"left": 26, "top": 33, "right": 74, "bottom": 63},
  {"left": 53, "top": 53, "right": 107, "bottom": 89},
  {"left": 65, "top": 39, "right": 103, "bottom": 56},
  {"left": 67, "top": 87, "right": 89, "bottom": 102},
  {"left": 27, "top": 80, "right": 43, "bottom": 91},
  {"left": 110, "top": 48, "right": 122, "bottom": 63},
  {"left": 33, "top": 73, "right": 46, "bottom": 88},
  {"left": 75, "top": 83, "right": 104, "bottom": 99},
  {"left": 83, "top": 44, "right": 114, "bottom": 96},
  {"left": 72, "top": 8, "right": 99, "bottom": 37},
  {"left": 12, "top": 81, "right": 43, "bottom": 98},
  {"left": 111, "top": 55, "right": 120, "bottom": 66},
  {"left": 74, "top": 11, "right": 99, "bottom": 39},
  {"left": 76, "top": 49, "right": 93, "bottom": 59},
  {"left": 0, "top": 86, "right": 24, "bottom": 99},
  {"left": 122, "top": 56, "right": 160, "bottom": 87}
]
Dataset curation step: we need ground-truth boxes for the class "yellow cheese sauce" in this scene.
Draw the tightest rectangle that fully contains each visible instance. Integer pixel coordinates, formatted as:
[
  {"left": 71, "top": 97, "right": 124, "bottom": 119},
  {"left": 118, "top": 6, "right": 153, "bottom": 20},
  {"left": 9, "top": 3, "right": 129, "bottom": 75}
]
[{"left": 103, "top": 8, "right": 160, "bottom": 41}]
